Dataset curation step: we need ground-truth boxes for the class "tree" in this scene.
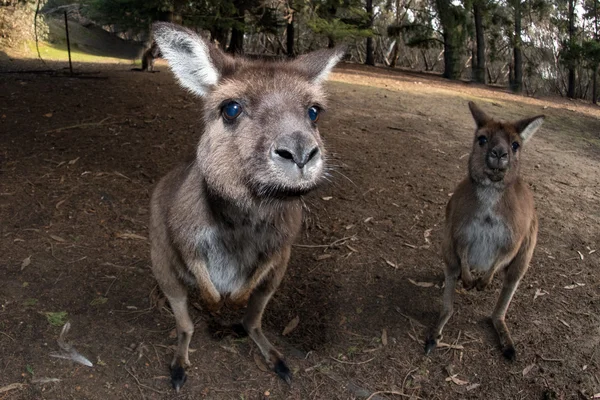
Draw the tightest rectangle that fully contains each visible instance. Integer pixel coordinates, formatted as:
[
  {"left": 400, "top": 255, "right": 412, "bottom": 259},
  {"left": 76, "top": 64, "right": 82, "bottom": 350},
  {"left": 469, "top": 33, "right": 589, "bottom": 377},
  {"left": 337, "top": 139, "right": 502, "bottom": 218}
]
[
  {"left": 307, "top": 0, "right": 373, "bottom": 48},
  {"left": 434, "top": 0, "right": 468, "bottom": 79},
  {"left": 508, "top": 0, "right": 523, "bottom": 92},
  {"left": 472, "top": 0, "right": 487, "bottom": 83},
  {"left": 583, "top": 0, "right": 600, "bottom": 103},
  {"left": 365, "top": 0, "right": 375, "bottom": 65}
]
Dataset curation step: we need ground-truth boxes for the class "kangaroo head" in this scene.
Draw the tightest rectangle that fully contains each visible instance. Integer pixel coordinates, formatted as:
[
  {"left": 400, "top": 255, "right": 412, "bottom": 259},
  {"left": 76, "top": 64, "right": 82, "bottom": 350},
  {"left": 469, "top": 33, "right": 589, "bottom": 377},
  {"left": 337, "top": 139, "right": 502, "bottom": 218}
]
[
  {"left": 153, "top": 23, "right": 344, "bottom": 204},
  {"left": 467, "top": 101, "right": 544, "bottom": 186}
]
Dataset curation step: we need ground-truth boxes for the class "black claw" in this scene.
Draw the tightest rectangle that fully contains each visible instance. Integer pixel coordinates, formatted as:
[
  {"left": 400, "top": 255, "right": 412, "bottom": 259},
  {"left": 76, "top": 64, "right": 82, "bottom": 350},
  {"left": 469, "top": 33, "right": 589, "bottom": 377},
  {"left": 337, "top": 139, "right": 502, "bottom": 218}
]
[
  {"left": 274, "top": 359, "right": 292, "bottom": 386},
  {"left": 170, "top": 365, "right": 187, "bottom": 392},
  {"left": 502, "top": 345, "right": 516, "bottom": 361},
  {"left": 424, "top": 336, "right": 437, "bottom": 355}
]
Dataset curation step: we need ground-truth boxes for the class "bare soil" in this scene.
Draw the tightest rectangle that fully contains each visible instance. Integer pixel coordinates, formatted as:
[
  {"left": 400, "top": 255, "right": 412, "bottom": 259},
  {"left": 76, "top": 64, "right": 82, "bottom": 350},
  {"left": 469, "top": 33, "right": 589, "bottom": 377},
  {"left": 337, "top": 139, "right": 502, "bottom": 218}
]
[{"left": 1, "top": 58, "right": 599, "bottom": 400}]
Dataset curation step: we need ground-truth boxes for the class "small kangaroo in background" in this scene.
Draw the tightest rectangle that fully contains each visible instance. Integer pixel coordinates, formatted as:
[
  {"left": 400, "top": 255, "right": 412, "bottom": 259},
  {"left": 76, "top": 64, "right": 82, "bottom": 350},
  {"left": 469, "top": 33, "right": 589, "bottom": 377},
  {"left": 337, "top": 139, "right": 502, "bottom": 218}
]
[
  {"left": 425, "top": 102, "right": 544, "bottom": 360},
  {"left": 132, "top": 40, "right": 162, "bottom": 72},
  {"left": 149, "top": 22, "right": 344, "bottom": 391}
]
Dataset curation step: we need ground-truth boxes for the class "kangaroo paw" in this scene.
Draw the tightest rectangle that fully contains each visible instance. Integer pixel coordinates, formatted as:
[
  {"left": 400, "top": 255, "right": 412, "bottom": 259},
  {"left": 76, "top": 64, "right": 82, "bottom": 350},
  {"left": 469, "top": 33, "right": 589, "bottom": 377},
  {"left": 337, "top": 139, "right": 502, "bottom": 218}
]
[
  {"left": 424, "top": 334, "right": 440, "bottom": 355},
  {"left": 273, "top": 358, "right": 292, "bottom": 385},
  {"left": 170, "top": 364, "right": 187, "bottom": 393}
]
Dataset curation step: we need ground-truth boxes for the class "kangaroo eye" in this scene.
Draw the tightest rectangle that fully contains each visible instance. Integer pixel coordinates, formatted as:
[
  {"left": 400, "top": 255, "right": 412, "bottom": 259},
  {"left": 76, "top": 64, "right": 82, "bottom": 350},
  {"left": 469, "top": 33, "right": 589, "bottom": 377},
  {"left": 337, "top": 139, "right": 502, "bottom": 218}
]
[
  {"left": 512, "top": 142, "right": 520, "bottom": 151},
  {"left": 308, "top": 106, "right": 319, "bottom": 123},
  {"left": 222, "top": 102, "right": 242, "bottom": 121},
  {"left": 477, "top": 136, "right": 488, "bottom": 146}
]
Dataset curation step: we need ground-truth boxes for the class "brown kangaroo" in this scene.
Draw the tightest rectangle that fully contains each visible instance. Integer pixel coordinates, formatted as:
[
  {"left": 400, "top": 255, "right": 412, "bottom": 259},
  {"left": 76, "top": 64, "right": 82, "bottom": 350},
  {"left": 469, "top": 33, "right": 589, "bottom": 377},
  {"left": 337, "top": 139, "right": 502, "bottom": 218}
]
[
  {"left": 132, "top": 40, "right": 162, "bottom": 72},
  {"left": 425, "top": 102, "right": 544, "bottom": 360},
  {"left": 149, "top": 22, "right": 344, "bottom": 391}
]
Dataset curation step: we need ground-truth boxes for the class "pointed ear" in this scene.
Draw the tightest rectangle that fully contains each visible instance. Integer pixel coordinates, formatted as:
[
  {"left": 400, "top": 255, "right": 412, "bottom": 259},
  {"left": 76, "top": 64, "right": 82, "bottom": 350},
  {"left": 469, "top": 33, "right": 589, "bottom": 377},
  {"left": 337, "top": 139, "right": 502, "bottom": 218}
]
[
  {"left": 468, "top": 101, "right": 491, "bottom": 128},
  {"left": 514, "top": 115, "right": 545, "bottom": 144},
  {"left": 152, "top": 22, "right": 234, "bottom": 96},
  {"left": 293, "top": 46, "right": 346, "bottom": 84}
]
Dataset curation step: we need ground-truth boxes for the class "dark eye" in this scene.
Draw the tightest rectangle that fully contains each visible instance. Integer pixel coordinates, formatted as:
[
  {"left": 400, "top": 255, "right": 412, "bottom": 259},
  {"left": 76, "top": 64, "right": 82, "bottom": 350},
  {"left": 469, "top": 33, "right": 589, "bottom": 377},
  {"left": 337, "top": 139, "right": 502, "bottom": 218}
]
[
  {"left": 512, "top": 142, "right": 520, "bottom": 151},
  {"left": 477, "top": 135, "right": 488, "bottom": 146},
  {"left": 222, "top": 102, "right": 242, "bottom": 121},
  {"left": 308, "top": 106, "right": 319, "bottom": 123}
]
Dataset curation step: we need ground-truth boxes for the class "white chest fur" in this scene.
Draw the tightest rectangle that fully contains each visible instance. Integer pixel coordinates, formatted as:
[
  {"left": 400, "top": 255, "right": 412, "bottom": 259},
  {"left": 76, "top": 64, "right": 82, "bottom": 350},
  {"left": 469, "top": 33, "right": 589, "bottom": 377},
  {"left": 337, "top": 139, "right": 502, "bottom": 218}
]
[{"left": 461, "top": 187, "right": 511, "bottom": 271}]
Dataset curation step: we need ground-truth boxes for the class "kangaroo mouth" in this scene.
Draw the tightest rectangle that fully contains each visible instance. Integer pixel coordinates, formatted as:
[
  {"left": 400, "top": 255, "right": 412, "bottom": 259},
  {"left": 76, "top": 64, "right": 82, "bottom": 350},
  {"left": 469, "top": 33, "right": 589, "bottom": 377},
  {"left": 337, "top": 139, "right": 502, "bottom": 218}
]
[
  {"left": 486, "top": 168, "right": 505, "bottom": 182},
  {"left": 251, "top": 182, "right": 319, "bottom": 199}
]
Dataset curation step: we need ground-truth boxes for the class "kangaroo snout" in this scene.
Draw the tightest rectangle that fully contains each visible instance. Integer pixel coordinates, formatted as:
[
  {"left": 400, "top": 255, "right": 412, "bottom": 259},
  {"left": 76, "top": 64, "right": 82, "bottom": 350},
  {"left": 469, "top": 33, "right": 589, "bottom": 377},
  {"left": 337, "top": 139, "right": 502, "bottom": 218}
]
[
  {"left": 487, "top": 145, "right": 509, "bottom": 170},
  {"left": 272, "top": 131, "right": 321, "bottom": 170}
]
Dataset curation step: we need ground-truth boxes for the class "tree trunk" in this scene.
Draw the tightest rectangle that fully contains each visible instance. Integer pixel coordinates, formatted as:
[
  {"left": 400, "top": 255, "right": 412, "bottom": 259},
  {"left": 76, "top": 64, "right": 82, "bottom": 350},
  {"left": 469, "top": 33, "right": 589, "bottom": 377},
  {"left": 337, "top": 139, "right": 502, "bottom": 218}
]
[
  {"left": 328, "top": 37, "right": 335, "bottom": 48},
  {"left": 390, "top": 41, "right": 399, "bottom": 67},
  {"left": 567, "top": 0, "right": 576, "bottom": 98},
  {"left": 435, "top": 0, "right": 464, "bottom": 80},
  {"left": 286, "top": 13, "right": 295, "bottom": 57},
  {"left": 442, "top": 32, "right": 461, "bottom": 79},
  {"left": 511, "top": 1, "right": 523, "bottom": 93},
  {"left": 365, "top": 0, "right": 375, "bottom": 65},
  {"left": 227, "top": 0, "right": 246, "bottom": 54},
  {"left": 473, "top": 0, "right": 486, "bottom": 83},
  {"left": 228, "top": 28, "right": 244, "bottom": 54},
  {"left": 210, "top": 27, "right": 229, "bottom": 50},
  {"left": 593, "top": 65, "right": 598, "bottom": 104}
]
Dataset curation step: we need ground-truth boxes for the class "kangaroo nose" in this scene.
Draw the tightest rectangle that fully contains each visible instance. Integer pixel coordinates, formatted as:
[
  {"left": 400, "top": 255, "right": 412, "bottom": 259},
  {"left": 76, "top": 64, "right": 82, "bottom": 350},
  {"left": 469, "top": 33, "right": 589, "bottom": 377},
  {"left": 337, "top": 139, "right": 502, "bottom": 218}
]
[
  {"left": 490, "top": 147, "right": 508, "bottom": 160},
  {"left": 274, "top": 146, "right": 319, "bottom": 168},
  {"left": 273, "top": 132, "right": 320, "bottom": 169}
]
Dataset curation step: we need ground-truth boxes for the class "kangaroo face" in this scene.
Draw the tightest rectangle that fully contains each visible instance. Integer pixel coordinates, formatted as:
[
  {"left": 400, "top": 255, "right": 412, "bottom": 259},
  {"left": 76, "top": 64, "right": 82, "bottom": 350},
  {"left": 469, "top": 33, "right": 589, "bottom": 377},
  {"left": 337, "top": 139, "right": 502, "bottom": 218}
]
[
  {"left": 199, "top": 66, "right": 328, "bottom": 199},
  {"left": 467, "top": 102, "right": 544, "bottom": 186},
  {"left": 153, "top": 23, "right": 344, "bottom": 203}
]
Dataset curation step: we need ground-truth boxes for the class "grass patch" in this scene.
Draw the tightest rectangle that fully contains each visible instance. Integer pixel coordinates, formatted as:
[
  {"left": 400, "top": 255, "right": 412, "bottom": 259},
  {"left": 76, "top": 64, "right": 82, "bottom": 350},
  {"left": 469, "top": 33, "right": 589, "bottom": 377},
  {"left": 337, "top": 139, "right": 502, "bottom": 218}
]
[
  {"left": 43, "top": 311, "right": 68, "bottom": 327},
  {"left": 23, "top": 298, "right": 38, "bottom": 307},
  {"left": 25, "top": 41, "right": 132, "bottom": 64},
  {"left": 90, "top": 297, "right": 108, "bottom": 306}
]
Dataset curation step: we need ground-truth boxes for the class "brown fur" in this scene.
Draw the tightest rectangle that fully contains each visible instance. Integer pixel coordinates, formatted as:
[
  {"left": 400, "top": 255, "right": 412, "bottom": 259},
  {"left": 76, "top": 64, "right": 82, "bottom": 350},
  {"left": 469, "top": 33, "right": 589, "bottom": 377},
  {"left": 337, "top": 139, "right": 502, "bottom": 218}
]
[
  {"left": 149, "top": 22, "right": 344, "bottom": 391},
  {"left": 140, "top": 41, "right": 161, "bottom": 72},
  {"left": 425, "top": 102, "right": 544, "bottom": 360}
]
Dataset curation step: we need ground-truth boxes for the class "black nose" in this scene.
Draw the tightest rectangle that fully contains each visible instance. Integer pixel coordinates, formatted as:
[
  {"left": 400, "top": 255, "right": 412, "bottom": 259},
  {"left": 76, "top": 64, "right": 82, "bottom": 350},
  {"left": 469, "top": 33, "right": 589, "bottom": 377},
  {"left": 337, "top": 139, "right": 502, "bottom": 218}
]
[
  {"left": 489, "top": 147, "right": 508, "bottom": 160},
  {"left": 274, "top": 147, "right": 319, "bottom": 168},
  {"left": 273, "top": 132, "right": 320, "bottom": 169}
]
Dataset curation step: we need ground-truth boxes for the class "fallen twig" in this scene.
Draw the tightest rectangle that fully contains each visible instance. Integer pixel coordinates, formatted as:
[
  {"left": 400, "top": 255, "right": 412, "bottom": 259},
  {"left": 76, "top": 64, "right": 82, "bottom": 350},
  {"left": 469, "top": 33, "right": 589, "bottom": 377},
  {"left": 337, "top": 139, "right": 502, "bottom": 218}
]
[
  {"left": 43, "top": 117, "right": 113, "bottom": 134},
  {"left": 330, "top": 356, "right": 375, "bottom": 365},
  {"left": 366, "top": 390, "right": 416, "bottom": 400},
  {"left": 124, "top": 366, "right": 166, "bottom": 395},
  {"left": 0, "top": 383, "right": 25, "bottom": 394},
  {"left": 536, "top": 354, "right": 564, "bottom": 363},
  {"left": 294, "top": 234, "right": 357, "bottom": 249},
  {"left": 0, "top": 331, "right": 16, "bottom": 342}
]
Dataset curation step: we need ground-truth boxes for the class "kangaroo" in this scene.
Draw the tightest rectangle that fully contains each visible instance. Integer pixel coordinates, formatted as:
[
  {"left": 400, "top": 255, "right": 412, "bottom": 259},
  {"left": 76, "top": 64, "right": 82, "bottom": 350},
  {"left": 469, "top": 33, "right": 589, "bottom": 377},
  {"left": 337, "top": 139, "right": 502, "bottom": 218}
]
[
  {"left": 425, "top": 102, "right": 544, "bottom": 360},
  {"left": 133, "top": 40, "right": 162, "bottom": 72},
  {"left": 149, "top": 22, "right": 344, "bottom": 391}
]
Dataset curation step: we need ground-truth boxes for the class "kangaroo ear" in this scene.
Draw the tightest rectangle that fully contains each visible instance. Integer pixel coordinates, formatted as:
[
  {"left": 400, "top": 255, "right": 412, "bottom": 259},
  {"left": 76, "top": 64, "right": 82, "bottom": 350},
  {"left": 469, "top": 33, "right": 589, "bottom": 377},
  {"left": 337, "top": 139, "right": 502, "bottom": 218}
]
[
  {"left": 152, "top": 22, "right": 234, "bottom": 96},
  {"left": 468, "top": 101, "right": 491, "bottom": 128},
  {"left": 293, "top": 46, "right": 346, "bottom": 84},
  {"left": 514, "top": 115, "right": 545, "bottom": 144}
]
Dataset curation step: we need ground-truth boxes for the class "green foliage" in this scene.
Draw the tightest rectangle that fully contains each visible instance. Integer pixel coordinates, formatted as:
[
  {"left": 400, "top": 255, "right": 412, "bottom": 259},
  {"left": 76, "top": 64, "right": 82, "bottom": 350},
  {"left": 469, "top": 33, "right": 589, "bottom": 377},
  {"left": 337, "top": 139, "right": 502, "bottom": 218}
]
[
  {"left": 583, "top": 38, "right": 600, "bottom": 67},
  {"left": 44, "top": 311, "right": 68, "bottom": 327},
  {"left": 307, "top": 0, "right": 374, "bottom": 43}
]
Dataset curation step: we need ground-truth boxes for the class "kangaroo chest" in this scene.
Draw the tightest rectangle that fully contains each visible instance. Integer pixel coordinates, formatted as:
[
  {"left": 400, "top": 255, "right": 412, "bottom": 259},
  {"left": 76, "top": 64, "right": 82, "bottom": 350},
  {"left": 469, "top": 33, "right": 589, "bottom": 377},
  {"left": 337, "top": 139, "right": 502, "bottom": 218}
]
[
  {"left": 459, "top": 190, "right": 511, "bottom": 271},
  {"left": 198, "top": 215, "right": 289, "bottom": 295}
]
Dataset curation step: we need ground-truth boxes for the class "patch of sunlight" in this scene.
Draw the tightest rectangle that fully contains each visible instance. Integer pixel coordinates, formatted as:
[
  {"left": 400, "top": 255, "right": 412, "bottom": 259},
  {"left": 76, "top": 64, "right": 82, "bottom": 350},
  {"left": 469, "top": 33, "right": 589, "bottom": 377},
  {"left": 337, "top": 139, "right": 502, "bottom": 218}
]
[{"left": 24, "top": 41, "right": 133, "bottom": 64}]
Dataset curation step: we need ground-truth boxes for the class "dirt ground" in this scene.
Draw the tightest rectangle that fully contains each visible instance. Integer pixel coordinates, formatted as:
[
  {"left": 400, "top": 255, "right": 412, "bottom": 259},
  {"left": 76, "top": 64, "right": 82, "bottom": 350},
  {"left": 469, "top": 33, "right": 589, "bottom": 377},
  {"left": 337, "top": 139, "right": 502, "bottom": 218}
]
[{"left": 1, "top": 56, "right": 599, "bottom": 400}]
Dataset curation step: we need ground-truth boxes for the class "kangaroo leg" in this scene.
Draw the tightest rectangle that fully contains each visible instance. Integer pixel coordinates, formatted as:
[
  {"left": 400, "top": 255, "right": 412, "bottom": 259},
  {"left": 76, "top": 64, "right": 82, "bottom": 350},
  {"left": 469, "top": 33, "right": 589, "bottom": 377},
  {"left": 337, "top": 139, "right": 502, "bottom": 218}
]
[
  {"left": 460, "top": 248, "right": 475, "bottom": 290},
  {"left": 425, "top": 247, "right": 460, "bottom": 354},
  {"left": 152, "top": 254, "right": 194, "bottom": 391},
  {"left": 241, "top": 247, "right": 291, "bottom": 384},
  {"left": 166, "top": 291, "right": 193, "bottom": 392},
  {"left": 492, "top": 221, "right": 537, "bottom": 361},
  {"left": 153, "top": 245, "right": 222, "bottom": 391}
]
